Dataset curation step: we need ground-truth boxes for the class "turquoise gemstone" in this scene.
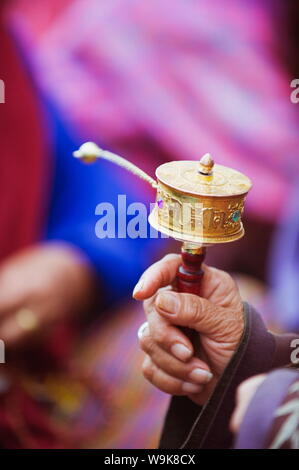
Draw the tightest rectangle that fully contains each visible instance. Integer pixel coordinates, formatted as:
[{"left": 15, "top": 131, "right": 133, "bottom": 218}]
[{"left": 232, "top": 210, "right": 240, "bottom": 222}]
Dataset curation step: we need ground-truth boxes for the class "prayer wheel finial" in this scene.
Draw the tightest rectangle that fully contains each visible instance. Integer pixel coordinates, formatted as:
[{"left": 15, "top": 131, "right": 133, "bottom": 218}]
[{"left": 198, "top": 153, "right": 214, "bottom": 176}]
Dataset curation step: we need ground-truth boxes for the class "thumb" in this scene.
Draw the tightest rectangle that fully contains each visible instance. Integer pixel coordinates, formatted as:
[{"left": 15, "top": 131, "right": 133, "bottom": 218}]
[{"left": 155, "top": 291, "right": 239, "bottom": 340}]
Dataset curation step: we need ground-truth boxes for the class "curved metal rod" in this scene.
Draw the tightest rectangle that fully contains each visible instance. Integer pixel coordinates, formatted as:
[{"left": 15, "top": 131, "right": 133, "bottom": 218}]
[{"left": 73, "top": 142, "right": 158, "bottom": 189}]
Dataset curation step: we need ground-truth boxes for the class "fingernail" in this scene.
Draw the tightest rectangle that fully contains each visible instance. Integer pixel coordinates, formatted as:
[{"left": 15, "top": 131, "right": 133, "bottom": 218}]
[
  {"left": 133, "top": 278, "right": 144, "bottom": 297},
  {"left": 182, "top": 382, "right": 203, "bottom": 394},
  {"left": 156, "top": 292, "right": 179, "bottom": 314},
  {"left": 189, "top": 368, "right": 213, "bottom": 384},
  {"left": 171, "top": 343, "right": 192, "bottom": 361}
]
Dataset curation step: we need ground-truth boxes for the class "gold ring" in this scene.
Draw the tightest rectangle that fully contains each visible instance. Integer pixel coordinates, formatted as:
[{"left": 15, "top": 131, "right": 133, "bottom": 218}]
[{"left": 15, "top": 308, "right": 39, "bottom": 332}]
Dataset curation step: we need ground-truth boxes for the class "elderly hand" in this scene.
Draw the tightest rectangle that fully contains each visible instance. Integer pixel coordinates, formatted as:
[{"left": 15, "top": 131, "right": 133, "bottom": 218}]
[
  {"left": 0, "top": 243, "right": 96, "bottom": 347},
  {"left": 133, "top": 254, "right": 244, "bottom": 405}
]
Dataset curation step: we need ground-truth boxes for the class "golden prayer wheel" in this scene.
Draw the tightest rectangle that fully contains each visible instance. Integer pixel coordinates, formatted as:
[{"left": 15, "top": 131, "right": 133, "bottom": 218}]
[
  {"left": 73, "top": 142, "right": 252, "bottom": 247},
  {"left": 74, "top": 141, "right": 252, "bottom": 356}
]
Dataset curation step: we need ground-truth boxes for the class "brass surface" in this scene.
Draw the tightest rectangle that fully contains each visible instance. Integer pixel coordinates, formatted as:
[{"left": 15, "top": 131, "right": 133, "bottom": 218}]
[
  {"left": 156, "top": 160, "right": 252, "bottom": 197},
  {"left": 151, "top": 180, "right": 248, "bottom": 245}
]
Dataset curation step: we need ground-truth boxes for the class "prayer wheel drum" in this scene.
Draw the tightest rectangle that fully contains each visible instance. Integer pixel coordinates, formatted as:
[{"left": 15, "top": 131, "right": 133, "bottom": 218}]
[{"left": 149, "top": 156, "right": 252, "bottom": 246}]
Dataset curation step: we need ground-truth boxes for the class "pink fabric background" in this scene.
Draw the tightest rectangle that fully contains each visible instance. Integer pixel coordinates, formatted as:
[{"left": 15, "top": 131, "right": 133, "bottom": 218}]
[{"left": 8, "top": 0, "right": 299, "bottom": 222}]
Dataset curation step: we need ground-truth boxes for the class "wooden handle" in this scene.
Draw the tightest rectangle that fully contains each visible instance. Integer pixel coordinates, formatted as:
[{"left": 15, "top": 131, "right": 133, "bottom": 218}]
[
  {"left": 176, "top": 247, "right": 206, "bottom": 357},
  {"left": 176, "top": 248, "right": 206, "bottom": 295}
]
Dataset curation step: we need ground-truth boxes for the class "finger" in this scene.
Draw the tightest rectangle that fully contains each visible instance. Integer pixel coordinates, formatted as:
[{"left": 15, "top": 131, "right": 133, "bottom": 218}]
[
  {"left": 0, "top": 314, "right": 32, "bottom": 346},
  {"left": 155, "top": 290, "right": 226, "bottom": 335},
  {"left": 0, "top": 310, "right": 37, "bottom": 346},
  {"left": 155, "top": 291, "right": 242, "bottom": 341},
  {"left": 142, "top": 304, "right": 194, "bottom": 361},
  {"left": 142, "top": 284, "right": 173, "bottom": 314},
  {"left": 200, "top": 264, "right": 241, "bottom": 309},
  {"left": 139, "top": 331, "right": 212, "bottom": 384},
  {"left": 0, "top": 270, "right": 28, "bottom": 318},
  {"left": 132, "top": 254, "right": 181, "bottom": 300},
  {"left": 142, "top": 355, "right": 204, "bottom": 396}
]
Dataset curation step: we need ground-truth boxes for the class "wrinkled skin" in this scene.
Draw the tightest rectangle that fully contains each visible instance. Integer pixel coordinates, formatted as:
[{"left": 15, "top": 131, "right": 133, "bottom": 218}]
[{"left": 133, "top": 253, "right": 244, "bottom": 405}]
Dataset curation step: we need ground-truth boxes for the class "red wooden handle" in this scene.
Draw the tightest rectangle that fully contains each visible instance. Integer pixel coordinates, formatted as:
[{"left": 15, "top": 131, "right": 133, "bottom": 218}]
[
  {"left": 176, "top": 247, "right": 206, "bottom": 357},
  {"left": 176, "top": 248, "right": 206, "bottom": 295}
]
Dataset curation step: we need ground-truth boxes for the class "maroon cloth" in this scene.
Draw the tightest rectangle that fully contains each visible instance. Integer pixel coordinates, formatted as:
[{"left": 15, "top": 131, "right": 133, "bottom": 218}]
[
  {"left": 159, "top": 303, "right": 299, "bottom": 449},
  {"left": 0, "top": 4, "right": 62, "bottom": 449},
  {"left": 0, "top": 3, "right": 48, "bottom": 261}
]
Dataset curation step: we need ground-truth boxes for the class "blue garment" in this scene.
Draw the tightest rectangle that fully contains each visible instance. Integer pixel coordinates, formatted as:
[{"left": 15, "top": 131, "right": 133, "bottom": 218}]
[
  {"left": 9, "top": 27, "right": 163, "bottom": 307},
  {"left": 44, "top": 102, "right": 162, "bottom": 306}
]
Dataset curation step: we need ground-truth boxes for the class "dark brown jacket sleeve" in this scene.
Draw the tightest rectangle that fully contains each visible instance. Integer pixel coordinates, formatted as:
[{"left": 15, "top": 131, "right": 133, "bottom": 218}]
[{"left": 159, "top": 302, "right": 299, "bottom": 449}]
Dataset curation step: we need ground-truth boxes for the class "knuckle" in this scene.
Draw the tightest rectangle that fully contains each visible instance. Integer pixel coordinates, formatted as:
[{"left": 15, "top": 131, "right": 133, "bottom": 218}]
[
  {"left": 143, "top": 304, "right": 159, "bottom": 324},
  {"left": 159, "top": 254, "right": 180, "bottom": 284},
  {"left": 170, "top": 381, "right": 187, "bottom": 396},
  {"left": 142, "top": 358, "right": 154, "bottom": 381},
  {"left": 183, "top": 295, "right": 201, "bottom": 325},
  {"left": 221, "top": 270, "right": 236, "bottom": 289},
  {"left": 164, "top": 362, "right": 186, "bottom": 381},
  {"left": 139, "top": 334, "right": 154, "bottom": 354},
  {"left": 221, "top": 270, "right": 232, "bottom": 282},
  {"left": 153, "top": 325, "right": 168, "bottom": 346},
  {"left": 143, "top": 298, "right": 154, "bottom": 313},
  {"left": 162, "top": 253, "right": 179, "bottom": 263},
  {"left": 157, "top": 376, "right": 183, "bottom": 395}
]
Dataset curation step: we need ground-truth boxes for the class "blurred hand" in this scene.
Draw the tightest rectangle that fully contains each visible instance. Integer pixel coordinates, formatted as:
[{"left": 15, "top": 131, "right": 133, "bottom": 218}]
[
  {"left": 133, "top": 254, "right": 244, "bottom": 405},
  {"left": 0, "top": 243, "right": 96, "bottom": 346},
  {"left": 230, "top": 374, "right": 266, "bottom": 433}
]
